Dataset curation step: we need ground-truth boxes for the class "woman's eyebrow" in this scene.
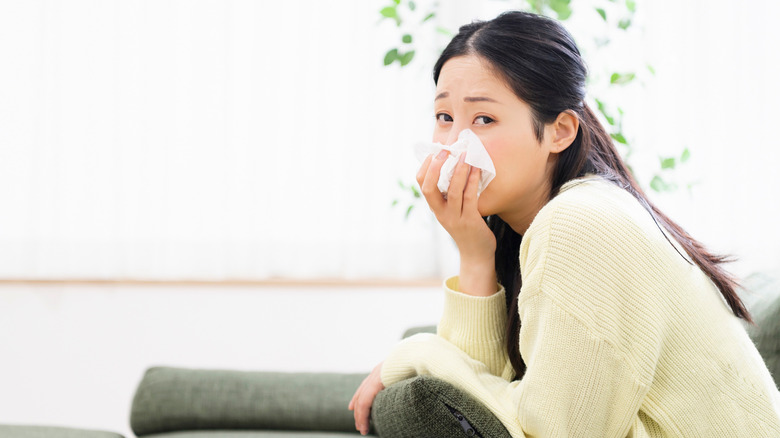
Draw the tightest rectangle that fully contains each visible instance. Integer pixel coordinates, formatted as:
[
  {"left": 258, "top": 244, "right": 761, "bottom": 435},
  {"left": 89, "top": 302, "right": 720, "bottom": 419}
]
[
  {"left": 435, "top": 91, "right": 449, "bottom": 101},
  {"left": 464, "top": 96, "right": 499, "bottom": 103},
  {"left": 434, "top": 92, "right": 500, "bottom": 103}
]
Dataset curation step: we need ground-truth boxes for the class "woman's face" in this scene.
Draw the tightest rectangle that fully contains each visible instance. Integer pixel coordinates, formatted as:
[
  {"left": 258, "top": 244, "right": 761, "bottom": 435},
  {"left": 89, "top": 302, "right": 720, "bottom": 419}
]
[{"left": 433, "top": 55, "right": 560, "bottom": 233}]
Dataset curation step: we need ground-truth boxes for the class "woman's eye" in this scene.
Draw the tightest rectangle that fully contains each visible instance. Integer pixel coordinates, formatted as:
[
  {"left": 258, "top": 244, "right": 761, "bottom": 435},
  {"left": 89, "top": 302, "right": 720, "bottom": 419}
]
[
  {"left": 436, "top": 113, "right": 453, "bottom": 123},
  {"left": 474, "top": 116, "right": 495, "bottom": 125}
]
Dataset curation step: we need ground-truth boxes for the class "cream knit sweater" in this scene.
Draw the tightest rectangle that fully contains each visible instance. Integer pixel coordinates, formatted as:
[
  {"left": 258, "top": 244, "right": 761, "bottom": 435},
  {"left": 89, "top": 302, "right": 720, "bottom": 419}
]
[{"left": 381, "top": 176, "right": 780, "bottom": 437}]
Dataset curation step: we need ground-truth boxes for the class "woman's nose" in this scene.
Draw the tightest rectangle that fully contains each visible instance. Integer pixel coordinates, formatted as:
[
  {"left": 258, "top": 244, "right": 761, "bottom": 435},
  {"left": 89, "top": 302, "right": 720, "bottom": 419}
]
[{"left": 445, "top": 123, "right": 468, "bottom": 146}]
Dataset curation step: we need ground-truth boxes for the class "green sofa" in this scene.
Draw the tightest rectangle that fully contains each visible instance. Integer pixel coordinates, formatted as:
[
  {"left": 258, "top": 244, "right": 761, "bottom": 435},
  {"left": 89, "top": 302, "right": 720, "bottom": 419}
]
[
  {"left": 124, "top": 323, "right": 513, "bottom": 438},
  {"left": 2, "top": 274, "right": 778, "bottom": 438}
]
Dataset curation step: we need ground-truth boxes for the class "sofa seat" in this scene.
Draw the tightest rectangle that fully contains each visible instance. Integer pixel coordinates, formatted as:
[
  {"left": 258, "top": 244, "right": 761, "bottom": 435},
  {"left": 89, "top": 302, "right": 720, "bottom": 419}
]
[
  {"left": 0, "top": 425, "right": 124, "bottom": 438},
  {"left": 141, "top": 432, "right": 365, "bottom": 438}
]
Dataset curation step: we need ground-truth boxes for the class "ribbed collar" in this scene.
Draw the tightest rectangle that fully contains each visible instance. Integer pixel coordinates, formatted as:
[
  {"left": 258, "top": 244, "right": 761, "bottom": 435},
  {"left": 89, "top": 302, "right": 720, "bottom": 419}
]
[{"left": 557, "top": 173, "right": 603, "bottom": 195}]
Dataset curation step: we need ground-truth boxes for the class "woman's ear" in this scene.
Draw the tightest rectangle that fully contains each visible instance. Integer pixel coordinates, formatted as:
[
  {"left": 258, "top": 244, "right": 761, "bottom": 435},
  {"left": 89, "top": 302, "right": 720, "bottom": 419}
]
[{"left": 548, "top": 110, "right": 579, "bottom": 153}]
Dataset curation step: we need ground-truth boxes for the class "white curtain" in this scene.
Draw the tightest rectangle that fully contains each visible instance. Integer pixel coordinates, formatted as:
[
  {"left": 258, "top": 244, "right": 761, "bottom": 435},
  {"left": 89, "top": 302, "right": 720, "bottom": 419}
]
[
  {"left": 634, "top": 0, "right": 780, "bottom": 278},
  {"left": 1, "top": 0, "right": 778, "bottom": 281},
  {"left": 0, "top": 0, "right": 456, "bottom": 280}
]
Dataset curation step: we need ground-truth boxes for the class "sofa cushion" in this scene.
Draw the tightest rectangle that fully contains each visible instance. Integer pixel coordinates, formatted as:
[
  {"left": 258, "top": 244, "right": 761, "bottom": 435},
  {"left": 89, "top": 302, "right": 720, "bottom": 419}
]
[
  {"left": 371, "top": 375, "right": 511, "bottom": 438},
  {"left": 746, "top": 275, "right": 780, "bottom": 389},
  {"left": 140, "top": 431, "right": 366, "bottom": 438},
  {"left": 401, "top": 325, "right": 436, "bottom": 340},
  {"left": 130, "top": 367, "right": 367, "bottom": 436},
  {"left": 0, "top": 425, "right": 124, "bottom": 438}
]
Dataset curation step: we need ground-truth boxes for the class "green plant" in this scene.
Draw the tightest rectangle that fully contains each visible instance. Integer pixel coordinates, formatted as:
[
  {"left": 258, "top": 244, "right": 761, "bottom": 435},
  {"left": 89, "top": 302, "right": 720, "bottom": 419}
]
[
  {"left": 391, "top": 179, "right": 422, "bottom": 219},
  {"left": 380, "top": 0, "right": 690, "bottom": 217},
  {"left": 650, "top": 147, "right": 697, "bottom": 193},
  {"left": 379, "top": 0, "right": 448, "bottom": 68}
]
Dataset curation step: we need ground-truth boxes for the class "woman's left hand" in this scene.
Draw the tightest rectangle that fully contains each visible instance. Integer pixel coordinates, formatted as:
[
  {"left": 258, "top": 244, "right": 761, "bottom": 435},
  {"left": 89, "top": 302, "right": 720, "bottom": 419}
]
[{"left": 348, "top": 361, "right": 385, "bottom": 436}]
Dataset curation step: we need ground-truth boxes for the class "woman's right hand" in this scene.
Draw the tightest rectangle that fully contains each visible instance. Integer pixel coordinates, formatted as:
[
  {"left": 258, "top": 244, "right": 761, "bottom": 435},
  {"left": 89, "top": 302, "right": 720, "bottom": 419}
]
[
  {"left": 417, "top": 150, "right": 497, "bottom": 296},
  {"left": 348, "top": 361, "right": 385, "bottom": 436}
]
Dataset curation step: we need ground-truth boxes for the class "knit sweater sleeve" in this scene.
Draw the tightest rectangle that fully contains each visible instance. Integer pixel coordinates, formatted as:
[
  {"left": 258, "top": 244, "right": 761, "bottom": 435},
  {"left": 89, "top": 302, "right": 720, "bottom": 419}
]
[
  {"left": 381, "top": 304, "right": 648, "bottom": 438},
  {"left": 436, "top": 277, "right": 515, "bottom": 380},
  {"left": 381, "top": 181, "right": 666, "bottom": 437}
]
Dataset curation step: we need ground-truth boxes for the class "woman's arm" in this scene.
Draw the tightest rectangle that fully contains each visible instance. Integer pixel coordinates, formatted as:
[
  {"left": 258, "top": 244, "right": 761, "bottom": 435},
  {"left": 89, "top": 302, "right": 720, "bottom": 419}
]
[
  {"left": 437, "top": 278, "right": 515, "bottom": 380},
  {"left": 381, "top": 297, "right": 649, "bottom": 438}
]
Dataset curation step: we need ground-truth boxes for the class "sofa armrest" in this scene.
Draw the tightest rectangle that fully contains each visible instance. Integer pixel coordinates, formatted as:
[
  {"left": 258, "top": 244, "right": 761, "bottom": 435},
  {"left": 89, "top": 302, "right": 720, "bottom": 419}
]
[
  {"left": 371, "top": 375, "right": 511, "bottom": 438},
  {"left": 130, "top": 366, "right": 367, "bottom": 436}
]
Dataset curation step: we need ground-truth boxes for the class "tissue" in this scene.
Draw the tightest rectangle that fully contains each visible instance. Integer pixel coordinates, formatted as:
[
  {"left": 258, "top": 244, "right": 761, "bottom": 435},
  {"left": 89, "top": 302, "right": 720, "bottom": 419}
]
[{"left": 414, "top": 129, "right": 496, "bottom": 197}]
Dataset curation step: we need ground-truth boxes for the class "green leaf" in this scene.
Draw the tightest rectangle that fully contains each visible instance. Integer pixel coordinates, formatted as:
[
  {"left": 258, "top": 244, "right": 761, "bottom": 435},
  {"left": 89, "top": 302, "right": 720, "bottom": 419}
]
[
  {"left": 549, "top": 0, "right": 573, "bottom": 20},
  {"left": 610, "top": 132, "right": 628, "bottom": 144},
  {"left": 681, "top": 148, "right": 691, "bottom": 163},
  {"left": 397, "top": 179, "right": 406, "bottom": 189},
  {"left": 380, "top": 6, "right": 397, "bottom": 19},
  {"left": 402, "top": 34, "right": 412, "bottom": 44},
  {"left": 650, "top": 175, "right": 665, "bottom": 192},
  {"left": 422, "top": 12, "right": 435, "bottom": 22},
  {"left": 647, "top": 64, "right": 656, "bottom": 75},
  {"left": 557, "top": 8, "right": 573, "bottom": 20},
  {"left": 650, "top": 175, "right": 677, "bottom": 192},
  {"left": 618, "top": 18, "right": 632, "bottom": 30},
  {"left": 610, "top": 72, "right": 636, "bottom": 85},
  {"left": 435, "top": 26, "right": 454, "bottom": 37},
  {"left": 408, "top": 0, "right": 416, "bottom": 11},
  {"left": 660, "top": 157, "right": 676, "bottom": 170},
  {"left": 596, "top": 8, "right": 607, "bottom": 21},
  {"left": 411, "top": 185, "right": 421, "bottom": 198},
  {"left": 399, "top": 50, "right": 415, "bottom": 66},
  {"left": 523, "top": 0, "right": 543, "bottom": 14},
  {"left": 384, "top": 48, "right": 398, "bottom": 66},
  {"left": 626, "top": 0, "right": 637, "bottom": 13},
  {"left": 392, "top": 0, "right": 400, "bottom": 4},
  {"left": 595, "top": 99, "right": 615, "bottom": 126},
  {"left": 405, "top": 205, "right": 415, "bottom": 219},
  {"left": 391, "top": 199, "right": 399, "bottom": 207}
]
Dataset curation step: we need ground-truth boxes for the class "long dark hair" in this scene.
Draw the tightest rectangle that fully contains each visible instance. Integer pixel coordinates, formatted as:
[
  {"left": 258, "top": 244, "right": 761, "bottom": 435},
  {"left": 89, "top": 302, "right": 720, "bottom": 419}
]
[{"left": 432, "top": 11, "right": 752, "bottom": 380}]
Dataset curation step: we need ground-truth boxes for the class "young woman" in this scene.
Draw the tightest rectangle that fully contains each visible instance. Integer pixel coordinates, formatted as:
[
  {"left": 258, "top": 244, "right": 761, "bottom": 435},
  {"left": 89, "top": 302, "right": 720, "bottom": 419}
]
[{"left": 349, "top": 11, "right": 780, "bottom": 437}]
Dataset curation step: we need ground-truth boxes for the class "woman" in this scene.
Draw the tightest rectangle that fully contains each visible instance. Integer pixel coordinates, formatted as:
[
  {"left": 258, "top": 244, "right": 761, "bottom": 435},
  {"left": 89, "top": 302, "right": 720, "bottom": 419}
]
[{"left": 349, "top": 11, "right": 780, "bottom": 437}]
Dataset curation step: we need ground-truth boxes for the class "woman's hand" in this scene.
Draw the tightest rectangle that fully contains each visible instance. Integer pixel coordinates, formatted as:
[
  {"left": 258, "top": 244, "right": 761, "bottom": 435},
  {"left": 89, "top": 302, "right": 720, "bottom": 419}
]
[
  {"left": 418, "top": 150, "right": 497, "bottom": 296},
  {"left": 348, "top": 361, "right": 385, "bottom": 436}
]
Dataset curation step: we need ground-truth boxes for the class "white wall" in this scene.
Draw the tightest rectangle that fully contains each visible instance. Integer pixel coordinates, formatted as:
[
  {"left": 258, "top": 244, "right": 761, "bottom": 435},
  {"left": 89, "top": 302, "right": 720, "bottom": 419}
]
[
  {"left": 0, "top": 0, "right": 448, "bottom": 281},
  {"left": 0, "top": 283, "right": 442, "bottom": 437}
]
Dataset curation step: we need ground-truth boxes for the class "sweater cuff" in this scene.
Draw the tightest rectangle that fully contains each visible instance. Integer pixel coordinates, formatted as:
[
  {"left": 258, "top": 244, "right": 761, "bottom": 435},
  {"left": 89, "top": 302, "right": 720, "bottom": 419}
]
[{"left": 438, "top": 276, "right": 508, "bottom": 347}]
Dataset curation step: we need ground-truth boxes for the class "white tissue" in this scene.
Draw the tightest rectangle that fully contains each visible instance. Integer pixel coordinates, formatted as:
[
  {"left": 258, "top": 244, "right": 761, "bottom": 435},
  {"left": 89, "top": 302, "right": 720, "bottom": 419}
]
[{"left": 414, "top": 129, "right": 496, "bottom": 197}]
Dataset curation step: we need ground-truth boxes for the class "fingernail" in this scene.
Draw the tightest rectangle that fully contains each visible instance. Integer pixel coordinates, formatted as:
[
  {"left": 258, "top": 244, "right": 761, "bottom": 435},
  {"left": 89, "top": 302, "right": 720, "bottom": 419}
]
[{"left": 436, "top": 150, "right": 449, "bottom": 160}]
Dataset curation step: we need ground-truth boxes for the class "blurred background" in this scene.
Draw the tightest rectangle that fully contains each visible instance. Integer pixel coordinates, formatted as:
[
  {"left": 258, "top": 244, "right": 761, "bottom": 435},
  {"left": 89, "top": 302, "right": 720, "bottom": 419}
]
[{"left": 1, "top": 0, "right": 778, "bottom": 435}]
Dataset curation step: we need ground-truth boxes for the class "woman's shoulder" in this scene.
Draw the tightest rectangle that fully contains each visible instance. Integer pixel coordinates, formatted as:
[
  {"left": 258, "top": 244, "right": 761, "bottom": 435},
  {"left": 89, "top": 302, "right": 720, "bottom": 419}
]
[
  {"left": 519, "top": 176, "right": 689, "bottom": 320},
  {"left": 530, "top": 176, "right": 651, "bottom": 235},
  {"left": 522, "top": 175, "right": 671, "bottom": 266}
]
